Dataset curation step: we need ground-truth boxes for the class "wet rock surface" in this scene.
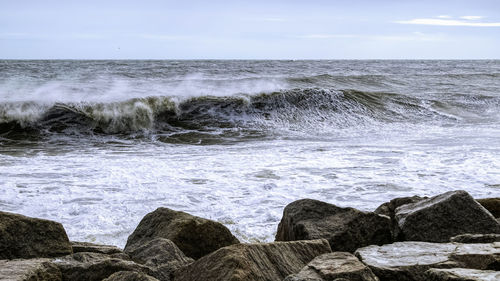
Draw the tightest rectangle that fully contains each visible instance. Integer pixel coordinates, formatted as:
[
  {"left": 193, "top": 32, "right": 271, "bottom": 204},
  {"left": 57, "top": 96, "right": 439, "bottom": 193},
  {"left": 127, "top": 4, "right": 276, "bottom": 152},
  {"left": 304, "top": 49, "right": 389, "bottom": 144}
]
[
  {"left": 102, "top": 271, "right": 160, "bottom": 281},
  {"left": 276, "top": 199, "right": 392, "bottom": 252}
]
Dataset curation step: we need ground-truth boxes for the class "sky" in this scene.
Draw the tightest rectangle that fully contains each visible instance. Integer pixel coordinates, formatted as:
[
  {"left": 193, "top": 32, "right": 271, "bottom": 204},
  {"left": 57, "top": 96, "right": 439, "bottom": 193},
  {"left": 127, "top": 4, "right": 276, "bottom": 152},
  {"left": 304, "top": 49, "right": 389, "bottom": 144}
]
[{"left": 1, "top": 0, "right": 499, "bottom": 59}]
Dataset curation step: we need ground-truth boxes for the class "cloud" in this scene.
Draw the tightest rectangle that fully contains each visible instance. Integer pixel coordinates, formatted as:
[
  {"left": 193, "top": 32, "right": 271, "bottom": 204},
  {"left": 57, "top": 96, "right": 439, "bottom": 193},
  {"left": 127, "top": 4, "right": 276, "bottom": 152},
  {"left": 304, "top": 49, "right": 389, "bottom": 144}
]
[
  {"left": 437, "top": 15, "right": 452, "bottom": 19},
  {"left": 297, "top": 32, "right": 443, "bottom": 42},
  {"left": 396, "top": 18, "right": 500, "bottom": 27},
  {"left": 460, "top": 16, "right": 483, "bottom": 20}
]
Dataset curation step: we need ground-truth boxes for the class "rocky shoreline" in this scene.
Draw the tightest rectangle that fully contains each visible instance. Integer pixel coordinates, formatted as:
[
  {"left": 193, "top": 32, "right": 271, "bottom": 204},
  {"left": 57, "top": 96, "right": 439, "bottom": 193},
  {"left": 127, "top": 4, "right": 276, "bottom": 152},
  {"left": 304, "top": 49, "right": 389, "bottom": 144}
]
[{"left": 1, "top": 190, "right": 499, "bottom": 281}]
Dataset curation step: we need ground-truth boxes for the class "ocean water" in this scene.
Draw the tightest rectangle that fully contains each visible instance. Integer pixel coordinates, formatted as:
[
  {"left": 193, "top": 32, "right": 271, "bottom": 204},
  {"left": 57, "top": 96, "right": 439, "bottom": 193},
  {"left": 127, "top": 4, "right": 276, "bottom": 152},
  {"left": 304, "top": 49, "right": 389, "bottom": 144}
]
[{"left": 1, "top": 60, "right": 499, "bottom": 247}]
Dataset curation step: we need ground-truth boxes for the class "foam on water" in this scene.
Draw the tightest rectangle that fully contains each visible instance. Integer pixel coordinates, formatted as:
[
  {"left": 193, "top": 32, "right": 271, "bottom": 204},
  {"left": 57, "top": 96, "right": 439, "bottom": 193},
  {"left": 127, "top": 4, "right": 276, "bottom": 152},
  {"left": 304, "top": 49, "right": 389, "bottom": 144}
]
[{"left": 1, "top": 60, "right": 499, "bottom": 248}]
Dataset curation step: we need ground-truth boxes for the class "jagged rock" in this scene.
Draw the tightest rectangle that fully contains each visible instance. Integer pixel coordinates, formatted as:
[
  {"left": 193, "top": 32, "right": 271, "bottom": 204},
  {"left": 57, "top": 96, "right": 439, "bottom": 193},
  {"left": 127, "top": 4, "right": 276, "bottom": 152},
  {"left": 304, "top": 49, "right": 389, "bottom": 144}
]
[
  {"left": 173, "top": 239, "right": 331, "bottom": 281},
  {"left": 476, "top": 198, "right": 500, "bottom": 218},
  {"left": 0, "top": 211, "right": 72, "bottom": 259},
  {"left": 0, "top": 258, "right": 62, "bottom": 281},
  {"left": 355, "top": 241, "right": 500, "bottom": 281},
  {"left": 426, "top": 268, "right": 500, "bottom": 281},
  {"left": 275, "top": 199, "right": 392, "bottom": 252},
  {"left": 125, "top": 208, "right": 239, "bottom": 259},
  {"left": 284, "top": 252, "right": 379, "bottom": 281},
  {"left": 450, "top": 234, "right": 500, "bottom": 243},
  {"left": 52, "top": 252, "right": 152, "bottom": 281},
  {"left": 395, "top": 190, "right": 500, "bottom": 242},
  {"left": 102, "top": 271, "right": 160, "bottom": 281},
  {"left": 71, "top": 241, "right": 123, "bottom": 255},
  {"left": 125, "top": 238, "right": 193, "bottom": 280}
]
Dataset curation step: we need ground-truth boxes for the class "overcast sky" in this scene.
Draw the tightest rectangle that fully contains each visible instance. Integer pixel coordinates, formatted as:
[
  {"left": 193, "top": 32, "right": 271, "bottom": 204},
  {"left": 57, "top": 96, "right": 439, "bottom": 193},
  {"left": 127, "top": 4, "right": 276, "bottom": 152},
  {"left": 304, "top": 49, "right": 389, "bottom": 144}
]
[{"left": 1, "top": 0, "right": 499, "bottom": 59}]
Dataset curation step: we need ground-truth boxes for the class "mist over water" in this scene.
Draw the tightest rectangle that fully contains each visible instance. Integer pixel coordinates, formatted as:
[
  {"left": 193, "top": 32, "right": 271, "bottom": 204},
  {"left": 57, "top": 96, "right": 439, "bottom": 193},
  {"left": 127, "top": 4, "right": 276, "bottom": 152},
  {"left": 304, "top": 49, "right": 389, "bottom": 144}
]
[{"left": 1, "top": 60, "right": 499, "bottom": 247}]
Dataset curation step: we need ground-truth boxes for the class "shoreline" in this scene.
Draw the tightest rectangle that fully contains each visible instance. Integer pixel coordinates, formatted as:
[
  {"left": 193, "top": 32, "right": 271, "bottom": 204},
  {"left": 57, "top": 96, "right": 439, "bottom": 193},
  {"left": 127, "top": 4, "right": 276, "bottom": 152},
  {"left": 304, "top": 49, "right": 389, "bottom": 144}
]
[{"left": 1, "top": 190, "right": 499, "bottom": 281}]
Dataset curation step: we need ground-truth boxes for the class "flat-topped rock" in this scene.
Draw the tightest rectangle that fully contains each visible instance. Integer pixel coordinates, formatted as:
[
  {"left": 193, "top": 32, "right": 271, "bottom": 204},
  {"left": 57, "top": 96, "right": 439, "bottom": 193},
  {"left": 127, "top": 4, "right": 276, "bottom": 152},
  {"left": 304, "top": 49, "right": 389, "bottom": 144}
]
[
  {"left": 0, "top": 258, "right": 62, "bottom": 281},
  {"left": 71, "top": 241, "right": 123, "bottom": 255},
  {"left": 395, "top": 190, "right": 500, "bottom": 242},
  {"left": 173, "top": 239, "right": 332, "bottom": 281},
  {"left": 276, "top": 199, "right": 392, "bottom": 252},
  {"left": 0, "top": 211, "right": 72, "bottom": 260},
  {"left": 426, "top": 268, "right": 500, "bottom": 281},
  {"left": 53, "top": 252, "right": 152, "bottom": 281},
  {"left": 284, "top": 252, "right": 379, "bottom": 281},
  {"left": 355, "top": 241, "right": 500, "bottom": 281},
  {"left": 450, "top": 234, "right": 500, "bottom": 243},
  {"left": 125, "top": 208, "right": 239, "bottom": 259}
]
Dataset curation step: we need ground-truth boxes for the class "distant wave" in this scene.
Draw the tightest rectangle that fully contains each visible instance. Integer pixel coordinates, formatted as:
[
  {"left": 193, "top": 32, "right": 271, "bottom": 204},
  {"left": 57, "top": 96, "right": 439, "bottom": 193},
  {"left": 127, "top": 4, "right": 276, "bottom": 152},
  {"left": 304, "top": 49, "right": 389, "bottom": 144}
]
[{"left": 1, "top": 88, "right": 498, "bottom": 142}]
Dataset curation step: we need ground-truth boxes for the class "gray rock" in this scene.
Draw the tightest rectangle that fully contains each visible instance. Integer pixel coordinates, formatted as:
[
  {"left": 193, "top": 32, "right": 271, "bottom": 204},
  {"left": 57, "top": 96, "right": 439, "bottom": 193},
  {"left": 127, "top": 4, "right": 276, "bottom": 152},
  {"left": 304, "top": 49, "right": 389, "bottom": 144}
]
[
  {"left": 276, "top": 199, "right": 392, "bottom": 252},
  {"left": 0, "top": 211, "right": 72, "bottom": 259},
  {"left": 125, "top": 238, "right": 193, "bottom": 280},
  {"left": 0, "top": 258, "right": 62, "bottom": 281},
  {"left": 449, "top": 242, "right": 500, "bottom": 270},
  {"left": 374, "top": 196, "right": 427, "bottom": 218},
  {"left": 284, "top": 252, "right": 379, "bottom": 281},
  {"left": 450, "top": 234, "right": 500, "bottom": 243},
  {"left": 355, "top": 241, "right": 500, "bottom": 281},
  {"left": 52, "top": 252, "right": 152, "bottom": 281},
  {"left": 476, "top": 198, "right": 500, "bottom": 218},
  {"left": 71, "top": 241, "right": 123, "bottom": 255},
  {"left": 125, "top": 208, "right": 239, "bottom": 259},
  {"left": 426, "top": 268, "right": 500, "bottom": 281},
  {"left": 173, "top": 239, "right": 332, "bottom": 281},
  {"left": 395, "top": 190, "right": 500, "bottom": 242},
  {"left": 102, "top": 271, "right": 160, "bottom": 281}
]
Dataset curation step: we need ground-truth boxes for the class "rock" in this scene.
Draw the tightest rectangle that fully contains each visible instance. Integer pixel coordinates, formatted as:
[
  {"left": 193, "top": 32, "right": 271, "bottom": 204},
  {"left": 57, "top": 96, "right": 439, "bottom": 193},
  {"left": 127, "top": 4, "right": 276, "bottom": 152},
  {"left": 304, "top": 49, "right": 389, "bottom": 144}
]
[
  {"left": 476, "top": 198, "right": 500, "bottom": 218},
  {"left": 0, "top": 211, "right": 72, "bottom": 259},
  {"left": 173, "top": 239, "right": 332, "bottom": 281},
  {"left": 450, "top": 234, "right": 500, "bottom": 243},
  {"left": 71, "top": 241, "right": 123, "bottom": 255},
  {"left": 275, "top": 199, "right": 392, "bottom": 252},
  {"left": 0, "top": 258, "right": 62, "bottom": 281},
  {"left": 53, "top": 252, "right": 153, "bottom": 281},
  {"left": 125, "top": 238, "right": 193, "bottom": 280},
  {"left": 102, "top": 271, "right": 160, "bottom": 281},
  {"left": 355, "top": 241, "right": 500, "bottom": 281},
  {"left": 449, "top": 242, "right": 500, "bottom": 270},
  {"left": 374, "top": 196, "right": 427, "bottom": 218},
  {"left": 125, "top": 208, "right": 239, "bottom": 259},
  {"left": 284, "top": 252, "right": 379, "bottom": 281},
  {"left": 395, "top": 190, "right": 500, "bottom": 242},
  {"left": 426, "top": 268, "right": 500, "bottom": 281}
]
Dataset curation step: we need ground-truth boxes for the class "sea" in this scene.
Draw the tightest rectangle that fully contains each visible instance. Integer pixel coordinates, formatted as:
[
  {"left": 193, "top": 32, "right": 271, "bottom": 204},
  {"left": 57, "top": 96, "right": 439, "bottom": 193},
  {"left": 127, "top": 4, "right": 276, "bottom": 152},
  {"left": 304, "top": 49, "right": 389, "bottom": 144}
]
[{"left": 0, "top": 60, "right": 499, "bottom": 247}]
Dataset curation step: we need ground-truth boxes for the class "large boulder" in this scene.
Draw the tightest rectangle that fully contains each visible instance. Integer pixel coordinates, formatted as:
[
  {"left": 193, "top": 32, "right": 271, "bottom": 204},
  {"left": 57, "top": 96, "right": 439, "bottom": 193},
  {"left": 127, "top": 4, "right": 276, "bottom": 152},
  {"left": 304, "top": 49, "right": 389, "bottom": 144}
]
[
  {"left": 52, "top": 252, "right": 153, "bottom": 281},
  {"left": 0, "top": 258, "right": 62, "bottom": 281},
  {"left": 0, "top": 211, "right": 72, "bottom": 259},
  {"left": 374, "top": 196, "right": 426, "bottom": 218},
  {"left": 125, "top": 238, "right": 194, "bottom": 280},
  {"left": 173, "top": 239, "right": 332, "bottom": 281},
  {"left": 476, "top": 198, "right": 500, "bottom": 218},
  {"left": 394, "top": 190, "right": 500, "bottom": 242},
  {"left": 276, "top": 199, "right": 392, "bottom": 252},
  {"left": 425, "top": 268, "right": 500, "bottom": 281},
  {"left": 125, "top": 208, "right": 239, "bottom": 259},
  {"left": 284, "top": 252, "right": 379, "bottom": 281},
  {"left": 102, "top": 271, "right": 160, "bottom": 281},
  {"left": 355, "top": 241, "right": 500, "bottom": 281}
]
